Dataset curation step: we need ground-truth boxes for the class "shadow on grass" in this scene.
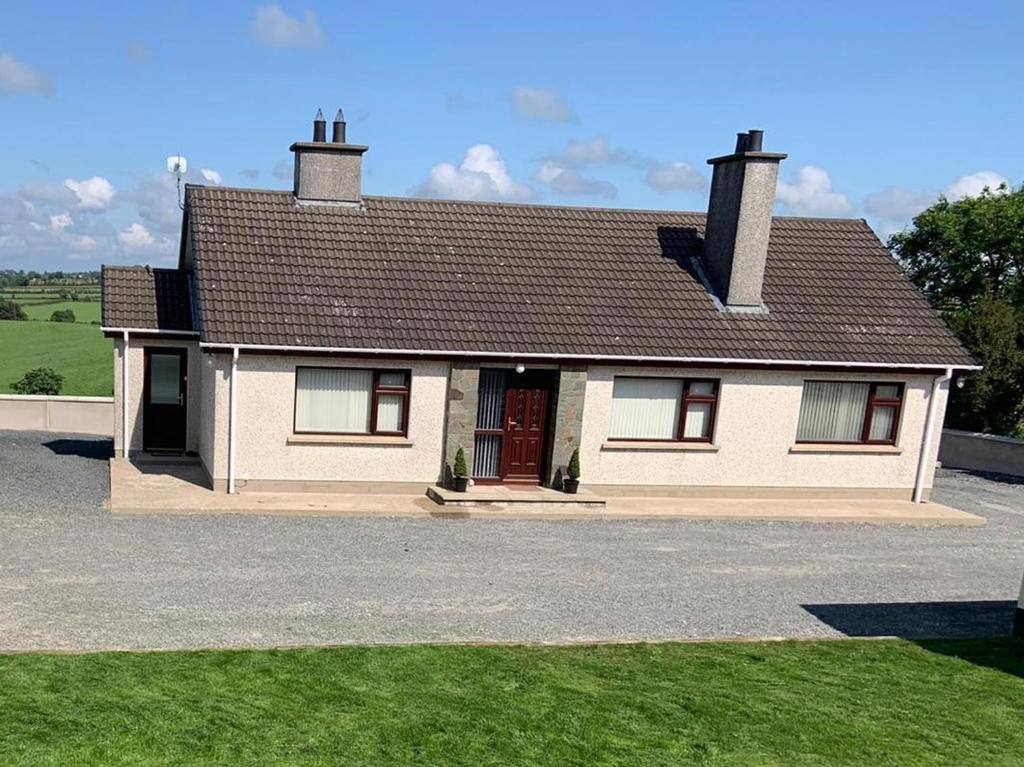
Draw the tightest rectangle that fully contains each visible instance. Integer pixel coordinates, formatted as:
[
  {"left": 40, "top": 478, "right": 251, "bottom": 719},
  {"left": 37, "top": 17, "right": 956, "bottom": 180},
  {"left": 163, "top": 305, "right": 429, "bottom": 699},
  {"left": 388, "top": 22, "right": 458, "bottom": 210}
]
[{"left": 43, "top": 438, "right": 113, "bottom": 461}]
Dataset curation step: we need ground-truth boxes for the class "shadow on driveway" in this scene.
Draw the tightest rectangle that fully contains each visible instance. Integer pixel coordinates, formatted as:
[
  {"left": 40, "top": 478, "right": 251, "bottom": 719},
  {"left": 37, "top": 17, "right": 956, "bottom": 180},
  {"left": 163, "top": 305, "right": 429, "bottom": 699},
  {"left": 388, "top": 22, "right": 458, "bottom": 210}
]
[
  {"left": 43, "top": 437, "right": 113, "bottom": 461},
  {"left": 803, "top": 599, "right": 1017, "bottom": 639}
]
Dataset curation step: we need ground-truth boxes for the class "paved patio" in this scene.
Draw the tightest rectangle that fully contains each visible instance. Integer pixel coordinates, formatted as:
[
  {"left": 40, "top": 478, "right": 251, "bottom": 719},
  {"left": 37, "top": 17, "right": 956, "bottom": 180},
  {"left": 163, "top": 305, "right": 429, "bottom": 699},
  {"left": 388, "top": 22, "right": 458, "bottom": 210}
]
[{"left": 110, "top": 458, "right": 984, "bottom": 526}]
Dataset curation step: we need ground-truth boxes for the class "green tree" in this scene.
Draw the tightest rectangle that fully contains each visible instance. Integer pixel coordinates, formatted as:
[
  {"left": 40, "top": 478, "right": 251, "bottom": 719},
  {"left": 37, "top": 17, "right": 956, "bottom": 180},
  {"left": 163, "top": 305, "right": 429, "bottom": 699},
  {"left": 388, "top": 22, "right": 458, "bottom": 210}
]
[
  {"left": 11, "top": 367, "right": 64, "bottom": 395},
  {"left": 50, "top": 309, "right": 76, "bottom": 323},
  {"left": 889, "top": 183, "right": 1024, "bottom": 437},
  {"left": 0, "top": 297, "right": 27, "bottom": 320}
]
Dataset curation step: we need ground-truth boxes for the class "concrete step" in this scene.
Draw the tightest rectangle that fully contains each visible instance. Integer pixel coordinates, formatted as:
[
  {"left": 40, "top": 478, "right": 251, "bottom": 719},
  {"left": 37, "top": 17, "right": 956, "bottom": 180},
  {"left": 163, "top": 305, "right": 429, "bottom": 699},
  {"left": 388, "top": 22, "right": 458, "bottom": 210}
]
[{"left": 426, "top": 485, "right": 606, "bottom": 510}]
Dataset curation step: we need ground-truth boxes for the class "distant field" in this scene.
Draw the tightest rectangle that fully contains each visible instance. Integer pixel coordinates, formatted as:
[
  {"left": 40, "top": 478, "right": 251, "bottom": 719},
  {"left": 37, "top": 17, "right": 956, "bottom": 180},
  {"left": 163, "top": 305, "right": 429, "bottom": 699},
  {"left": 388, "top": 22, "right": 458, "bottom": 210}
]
[
  {"left": 1, "top": 287, "right": 100, "bottom": 302},
  {"left": 0, "top": 320, "right": 112, "bottom": 396},
  {"left": 2, "top": 283, "right": 102, "bottom": 329},
  {"left": 18, "top": 300, "right": 102, "bottom": 323}
]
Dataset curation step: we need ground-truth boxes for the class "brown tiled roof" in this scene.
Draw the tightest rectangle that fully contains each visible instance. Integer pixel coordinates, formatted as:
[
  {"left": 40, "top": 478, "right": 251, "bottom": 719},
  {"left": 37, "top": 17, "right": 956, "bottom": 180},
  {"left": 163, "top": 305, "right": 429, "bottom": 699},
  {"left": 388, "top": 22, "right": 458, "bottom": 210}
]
[
  {"left": 101, "top": 265, "right": 194, "bottom": 332},
  {"left": 183, "top": 186, "right": 973, "bottom": 366}
]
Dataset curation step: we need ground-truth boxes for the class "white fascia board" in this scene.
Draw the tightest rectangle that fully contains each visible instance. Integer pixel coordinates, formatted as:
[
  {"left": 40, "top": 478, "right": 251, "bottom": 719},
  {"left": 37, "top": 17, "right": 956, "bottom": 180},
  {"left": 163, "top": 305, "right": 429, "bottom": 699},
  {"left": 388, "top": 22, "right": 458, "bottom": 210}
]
[
  {"left": 196, "top": 341, "right": 981, "bottom": 372},
  {"left": 101, "top": 326, "right": 200, "bottom": 336}
]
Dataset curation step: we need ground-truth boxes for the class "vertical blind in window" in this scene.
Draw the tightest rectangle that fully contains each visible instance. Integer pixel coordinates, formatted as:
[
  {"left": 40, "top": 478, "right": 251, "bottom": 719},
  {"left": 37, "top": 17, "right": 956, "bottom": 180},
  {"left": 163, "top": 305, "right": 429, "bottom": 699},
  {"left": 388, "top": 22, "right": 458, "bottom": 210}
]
[
  {"left": 609, "top": 378, "right": 683, "bottom": 440},
  {"left": 295, "top": 368, "right": 373, "bottom": 433},
  {"left": 796, "top": 381, "right": 870, "bottom": 442}
]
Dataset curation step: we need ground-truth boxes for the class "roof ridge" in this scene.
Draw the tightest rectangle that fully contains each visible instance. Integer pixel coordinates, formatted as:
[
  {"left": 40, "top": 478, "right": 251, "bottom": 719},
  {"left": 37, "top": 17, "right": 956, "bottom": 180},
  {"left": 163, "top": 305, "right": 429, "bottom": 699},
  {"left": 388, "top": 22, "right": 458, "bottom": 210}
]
[{"left": 188, "top": 184, "right": 869, "bottom": 225}]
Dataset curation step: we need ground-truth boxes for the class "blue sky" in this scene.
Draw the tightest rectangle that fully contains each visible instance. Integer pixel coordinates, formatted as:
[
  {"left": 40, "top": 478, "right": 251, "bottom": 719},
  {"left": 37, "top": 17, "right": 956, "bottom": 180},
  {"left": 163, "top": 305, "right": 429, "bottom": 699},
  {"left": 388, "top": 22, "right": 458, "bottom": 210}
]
[{"left": 1, "top": 0, "right": 1021, "bottom": 270}]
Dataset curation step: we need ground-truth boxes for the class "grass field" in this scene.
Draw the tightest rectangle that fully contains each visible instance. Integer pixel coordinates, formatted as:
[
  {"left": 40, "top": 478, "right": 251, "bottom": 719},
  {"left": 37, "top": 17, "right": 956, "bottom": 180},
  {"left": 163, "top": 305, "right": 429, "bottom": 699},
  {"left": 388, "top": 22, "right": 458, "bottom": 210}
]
[
  {"left": 1, "top": 639, "right": 1022, "bottom": 766},
  {"left": 18, "top": 299, "right": 102, "bottom": 323},
  {"left": 2, "top": 284, "right": 102, "bottom": 326},
  {"left": 0, "top": 320, "right": 112, "bottom": 395}
]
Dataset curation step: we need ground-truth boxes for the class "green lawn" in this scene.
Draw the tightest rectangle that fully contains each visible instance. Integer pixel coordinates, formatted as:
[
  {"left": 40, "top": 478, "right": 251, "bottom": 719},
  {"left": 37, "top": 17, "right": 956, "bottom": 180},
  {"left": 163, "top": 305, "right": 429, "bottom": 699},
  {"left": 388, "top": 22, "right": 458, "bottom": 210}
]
[
  {"left": 18, "top": 299, "right": 102, "bottom": 323},
  {"left": 0, "top": 320, "right": 112, "bottom": 396},
  {"left": 2, "top": 639, "right": 1022, "bottom": 766}
]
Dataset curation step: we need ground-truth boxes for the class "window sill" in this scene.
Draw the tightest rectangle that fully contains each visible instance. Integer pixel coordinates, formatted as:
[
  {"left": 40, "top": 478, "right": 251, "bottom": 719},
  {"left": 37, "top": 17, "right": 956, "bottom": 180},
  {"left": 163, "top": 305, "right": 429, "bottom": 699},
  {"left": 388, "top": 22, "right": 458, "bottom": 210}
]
[
  {"left": 601, "top": 441, "right": 719, "bottom": 452},
  {"left": 789, "top": 444, "right": 902, "bottom": 455},
  {"left": 287, "top": 434, "right": 413, "bottom": 447}
]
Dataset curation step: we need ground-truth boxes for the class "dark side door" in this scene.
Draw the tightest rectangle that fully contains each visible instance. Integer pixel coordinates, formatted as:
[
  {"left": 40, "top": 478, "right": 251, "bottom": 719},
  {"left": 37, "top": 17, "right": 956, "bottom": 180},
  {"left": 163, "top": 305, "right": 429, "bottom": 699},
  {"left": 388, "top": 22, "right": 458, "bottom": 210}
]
[
  {"left": 143, "top": 347, "right": 187, "bottom": 452},
  {"left": 500, "top": 379, "right": 550, "bottom": 484}
]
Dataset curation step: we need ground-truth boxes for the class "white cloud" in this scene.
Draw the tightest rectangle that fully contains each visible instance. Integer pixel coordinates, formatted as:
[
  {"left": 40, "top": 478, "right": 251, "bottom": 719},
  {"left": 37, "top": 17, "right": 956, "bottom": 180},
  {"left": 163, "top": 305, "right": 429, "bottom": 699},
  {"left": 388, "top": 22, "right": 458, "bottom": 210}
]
[
  {"left": 645, "top": 162, "right": 705, "bottom": 193},
  {"left": 549, "top": 137, "right": 648, "bottom": 169},
  {"left": 775, "top": 166, "right": 854, "bottom": 217},
  {"left": 0, "top": 52, "right": 52, "bottom": 96},
  {"left": 128, "top": 173, "right": 184, "bottom": 233},
  {"left": 416, "top": 145, "right": 533, "bottom": 202},
  {"left": 536, "top": 161, "right": 616, "bottom": 199},
  {"left": 864, "top": 186, "right": 934, "bottom": 221},
  {"left": 49, "top": 212, "right": 73, "bottom": 231},
  {"left": 200, "top": 168, "right": 223, "bottom": 185},
  {"left": 118, "top": 223, "right": 155, "bottom": 249},
  {"left": 64, "top": 233, "right": 98, "bottom": 251},
  {"left": 512, "top": 86, "right": 576, "bottom": 123},
  {"left": 943, "top": 170, "right": 1009, "bottom": 200},
  {"left": 64, "top": 176, "right": 116, "bottom": 211},
  {"left": 248, "top": 5, "right": 326, "bottom": 49}
]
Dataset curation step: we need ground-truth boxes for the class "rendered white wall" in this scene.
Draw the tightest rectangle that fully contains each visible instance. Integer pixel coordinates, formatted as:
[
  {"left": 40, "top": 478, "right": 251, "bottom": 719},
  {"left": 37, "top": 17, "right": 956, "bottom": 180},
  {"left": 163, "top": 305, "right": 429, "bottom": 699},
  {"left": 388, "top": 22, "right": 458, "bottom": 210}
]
[
  {"left": 223, "top": 355, "right": 449, "bottom": 484},
  {"left": 579, "top": 366, "right": 948, "bottom": 492},
  {"left": 113, "top": 337, "right": 201, "bottom": 455}
]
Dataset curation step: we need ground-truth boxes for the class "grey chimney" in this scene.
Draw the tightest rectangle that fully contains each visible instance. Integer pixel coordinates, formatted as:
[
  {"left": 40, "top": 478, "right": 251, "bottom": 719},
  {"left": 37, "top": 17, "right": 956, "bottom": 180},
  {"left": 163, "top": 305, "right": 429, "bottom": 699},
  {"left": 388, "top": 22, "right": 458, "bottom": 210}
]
[
  {"left": 702, "top": 129, "right": 786, "bottom": 311},
  {"left": 290, "top": 108, "right": 368, "bottom": 206}
]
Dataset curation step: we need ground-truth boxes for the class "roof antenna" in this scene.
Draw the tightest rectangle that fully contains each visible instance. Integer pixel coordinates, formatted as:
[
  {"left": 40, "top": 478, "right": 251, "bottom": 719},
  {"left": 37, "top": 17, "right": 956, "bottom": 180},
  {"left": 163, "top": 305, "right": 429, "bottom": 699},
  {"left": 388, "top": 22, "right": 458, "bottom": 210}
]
[{"left": 167, "top": 154, "right": 188, "bottom": 210}]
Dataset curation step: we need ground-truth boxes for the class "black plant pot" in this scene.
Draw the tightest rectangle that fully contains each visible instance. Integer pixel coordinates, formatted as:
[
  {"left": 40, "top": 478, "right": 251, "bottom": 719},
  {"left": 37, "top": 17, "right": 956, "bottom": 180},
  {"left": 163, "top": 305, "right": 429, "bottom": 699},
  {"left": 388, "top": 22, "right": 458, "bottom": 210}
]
[
  {"left": 562, "top": 478, "right": 580, "bottom": 494},
  {"left": 453, "top": 476, "right": 469, "bottom": 492}
]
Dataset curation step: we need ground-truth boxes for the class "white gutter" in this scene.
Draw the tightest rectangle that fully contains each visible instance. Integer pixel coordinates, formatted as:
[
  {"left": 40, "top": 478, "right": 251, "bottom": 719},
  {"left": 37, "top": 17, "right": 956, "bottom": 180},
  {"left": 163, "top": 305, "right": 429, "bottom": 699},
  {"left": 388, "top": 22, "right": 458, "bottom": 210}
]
[
  {"left": 101, "top": 326, "right": 200, "bottom": 336},
  {"left": 227, "top": 347, "right": 239, "bottom": 494},
  {"left": 121, "top": 330, "right": 129, "bottom": 458},
  {"left": 198, "top": 341, "right": 980, "bottom": 372},
  {"left": 913, "top": 366, "right": 953, "bottom": 503}
]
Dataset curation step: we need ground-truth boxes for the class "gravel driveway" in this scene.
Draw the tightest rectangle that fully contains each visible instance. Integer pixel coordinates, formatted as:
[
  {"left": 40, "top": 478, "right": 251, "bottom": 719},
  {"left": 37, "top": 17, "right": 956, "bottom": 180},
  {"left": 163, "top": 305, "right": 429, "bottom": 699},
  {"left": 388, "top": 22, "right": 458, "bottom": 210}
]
[{"left": 1, "top": 429, "right": 1022, "bottom": 652}]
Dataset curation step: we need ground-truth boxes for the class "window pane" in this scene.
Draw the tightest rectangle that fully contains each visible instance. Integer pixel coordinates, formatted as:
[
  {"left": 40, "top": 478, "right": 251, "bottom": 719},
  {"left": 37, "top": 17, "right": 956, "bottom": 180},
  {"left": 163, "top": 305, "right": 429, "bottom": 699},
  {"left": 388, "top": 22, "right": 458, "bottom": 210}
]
[
  {"left": 476, "top": 369, "right": 507, "bottom": 430},
  {"left": 796, "top": 381, "right": 869, "bottom": 442},
  {"left": 875, "top": 384, "right": 900, "bottom": 399},
  {"left": 869, "top": 404, "right": 897, "bottom": 441},
  {"left": 610, "top": 378, "right": 682, "bottom": 440},
  {"left": 683, "top": 402, "right": 712, "bottom": 439},
  {"left": 295, "top": 368, "right": 372, "bottom": 433},
  {"left": 688, "top": 380, "right": 715, "bottom": 397},
  {"left": 473, "top": 434, "right": 502, "bottom": 478},
  {"left": 375, "top": 393, "right": 404, "bottom": 432},
  {"left": 150, "top": 354, "right": 180, "bottom": 404},
  {"left": 379, "top": 372, "right": 406, "bottom": 387}
]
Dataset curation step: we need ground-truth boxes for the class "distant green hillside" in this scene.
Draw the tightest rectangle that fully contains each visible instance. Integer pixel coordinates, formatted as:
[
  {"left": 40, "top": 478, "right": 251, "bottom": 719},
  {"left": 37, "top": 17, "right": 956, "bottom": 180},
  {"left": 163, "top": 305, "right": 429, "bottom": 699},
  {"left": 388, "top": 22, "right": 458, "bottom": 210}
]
[
  {"left": 0, "top": 321, "right": 112, "bottom": 396},
  {"left": 19, "top": 300, "right": 102, "bottom": 324}
]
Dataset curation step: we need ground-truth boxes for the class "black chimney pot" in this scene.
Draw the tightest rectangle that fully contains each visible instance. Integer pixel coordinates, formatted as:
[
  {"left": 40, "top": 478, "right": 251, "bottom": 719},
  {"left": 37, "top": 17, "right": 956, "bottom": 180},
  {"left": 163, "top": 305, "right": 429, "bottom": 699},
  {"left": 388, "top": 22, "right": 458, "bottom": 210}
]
[
  {"left": 313, "top": 108, "right": 327, "bottom": 142},
  {"left": 735, "top": 132, "right": 750, "bottom": 153},
  {"left": 747, "top": 129, "right": 764, "bottom": 152},
  {"left": 332, "top": 108, "right": 346, "bottom": 143}
]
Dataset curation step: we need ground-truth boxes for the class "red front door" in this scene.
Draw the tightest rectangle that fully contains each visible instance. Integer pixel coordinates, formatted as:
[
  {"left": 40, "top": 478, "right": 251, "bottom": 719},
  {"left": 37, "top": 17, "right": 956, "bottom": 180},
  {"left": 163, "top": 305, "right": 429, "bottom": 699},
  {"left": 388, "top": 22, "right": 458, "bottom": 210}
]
[{"left": 500, "top": 383, "right": 549, "bottom": 484}]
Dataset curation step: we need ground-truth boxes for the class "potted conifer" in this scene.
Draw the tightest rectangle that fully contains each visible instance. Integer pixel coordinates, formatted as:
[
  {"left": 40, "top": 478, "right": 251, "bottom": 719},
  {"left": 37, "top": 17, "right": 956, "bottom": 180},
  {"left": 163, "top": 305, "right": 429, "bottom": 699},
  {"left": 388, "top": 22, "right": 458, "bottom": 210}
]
[
  {"left": 453, "top": 447, "right": 469, "bottom": 492},
  {"left": 563, "top": 448, "right": 581, "bottom": 494}
]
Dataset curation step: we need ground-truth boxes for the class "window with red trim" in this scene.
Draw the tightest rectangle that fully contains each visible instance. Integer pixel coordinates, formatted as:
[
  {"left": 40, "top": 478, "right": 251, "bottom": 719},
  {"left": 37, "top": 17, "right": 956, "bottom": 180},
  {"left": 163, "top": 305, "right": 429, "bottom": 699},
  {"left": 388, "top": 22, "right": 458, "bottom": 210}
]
[
  {"left": 608, "top": 377, "right": 719, "bottom": 442},
  {"left": 294, "top": 367, "right": 410, "bottom": 436},
  {"left": 795, "top": 381, "right": 903, "bottom": 445}
]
